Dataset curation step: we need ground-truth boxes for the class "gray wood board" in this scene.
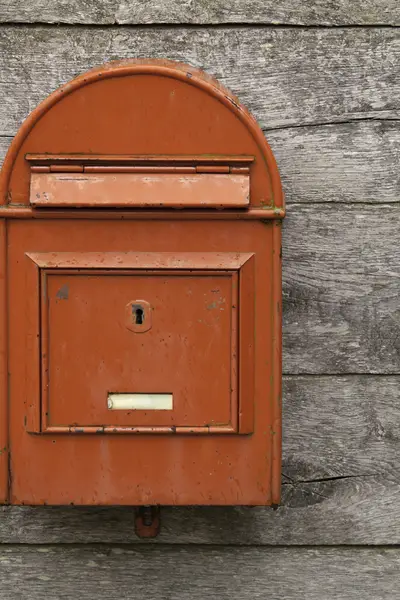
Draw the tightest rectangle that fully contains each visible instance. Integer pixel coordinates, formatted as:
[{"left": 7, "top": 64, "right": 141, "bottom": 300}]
[
  {"left": 0, "top": 137, "right": 10, "bottom": 166},
  {"left": 1, "top": 0, "right": 400, "bottom": 25},
  {"left": 282, "top": 376, "right": 400, "bottom": 481},
  {"left": 1, "top": 376, "right": 400, "bottom": 545},
  {"left": 1, "top": 27, "right": 400, "bottom": 133},
  {"left": 283, "top": 205, "right": 400, "bottom": 374},
  {"left": 2, "top": 120, "right": 400, "bottom": 205},
  {"left": 269, "top": 121, "right": 400, "bottom": 204},
  {"left": 0, "top": 546, "right": 397, "bottom": 599}
]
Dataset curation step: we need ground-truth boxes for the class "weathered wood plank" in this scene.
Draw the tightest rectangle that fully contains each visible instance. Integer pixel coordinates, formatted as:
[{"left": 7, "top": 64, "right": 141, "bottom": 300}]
[
  {"left": 269, "top": 121, "right": 400, "bottom": 204},
  {"left": 0, "top": 376, "right": 398, "bottom": 545},
  {"left": 0, "top": 137, "right": 10, "bottom": 158},
  {"left": 0, "top": 546, "right": 396, "bottom": 599},
  {"left": 283, "top": 205, "right": 400, "bottom": 373},
  {"left": 3, "top": 121, "right": 400, "bottom": 205},
  {"left": 282, "top": 376, "right": 400, "bottom": 481},
  {"left": 1, "top": 0, "right": 400, "bottom": 25},
  {"left": 0, "top": 27, "right": 400, "bottom": 133}
]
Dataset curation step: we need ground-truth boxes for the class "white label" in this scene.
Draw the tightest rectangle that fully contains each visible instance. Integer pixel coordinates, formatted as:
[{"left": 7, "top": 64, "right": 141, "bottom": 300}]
[{"left": 107, "top": 393, "right": 173, "bottom": 411}]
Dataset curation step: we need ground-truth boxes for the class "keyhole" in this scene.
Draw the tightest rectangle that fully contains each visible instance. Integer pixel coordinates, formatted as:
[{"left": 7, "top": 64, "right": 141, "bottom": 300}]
[
  {"left": 127, "top": 301, "right": 151, "bottom": 333},
  {"left": 133, "top": 306, "right": 144, "bottom": 325}
]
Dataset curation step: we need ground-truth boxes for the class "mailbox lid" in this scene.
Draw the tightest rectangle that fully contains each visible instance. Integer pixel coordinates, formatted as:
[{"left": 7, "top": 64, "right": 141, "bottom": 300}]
[{"left": 28, "top": 155, "right": 252, "bottom": 209}]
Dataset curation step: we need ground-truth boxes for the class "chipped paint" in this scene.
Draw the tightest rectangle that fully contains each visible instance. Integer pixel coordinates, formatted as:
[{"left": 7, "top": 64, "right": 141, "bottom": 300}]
[{"left": 55, "top": 284, "right": 69, "bottom": 300}]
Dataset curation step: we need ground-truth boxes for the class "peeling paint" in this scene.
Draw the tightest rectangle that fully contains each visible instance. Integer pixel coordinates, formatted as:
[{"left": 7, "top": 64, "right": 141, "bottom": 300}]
[{"left": 56, "top": 284, "right": 69, "bottom": 300}]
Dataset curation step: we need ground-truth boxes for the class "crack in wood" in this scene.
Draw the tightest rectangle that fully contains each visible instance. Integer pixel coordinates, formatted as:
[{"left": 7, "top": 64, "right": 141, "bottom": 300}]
[
  {"left": 263, "top": 116, "right": 400, "bottom": 133},
  {"left": 282, "top": 473, "right": 379, "bottom": 485}
]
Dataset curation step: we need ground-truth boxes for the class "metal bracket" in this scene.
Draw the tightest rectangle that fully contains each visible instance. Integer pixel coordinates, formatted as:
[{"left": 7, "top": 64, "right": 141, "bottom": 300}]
[{"left": 135, "top": 505, "right": 161, "bottom": 538}]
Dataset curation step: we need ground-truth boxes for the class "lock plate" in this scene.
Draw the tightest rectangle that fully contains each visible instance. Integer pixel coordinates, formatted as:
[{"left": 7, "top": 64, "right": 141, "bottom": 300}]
[{"left": 126, "top": 299, "right": 152, "bottom": 333}]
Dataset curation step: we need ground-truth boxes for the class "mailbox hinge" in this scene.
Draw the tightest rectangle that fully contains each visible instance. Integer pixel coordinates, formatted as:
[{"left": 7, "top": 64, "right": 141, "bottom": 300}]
[
  {"left": 27, "top": 154, "right": 253, "bottom": 175},
  {"left": 30, "top": 164, "right": 250, "bottom": 175}
]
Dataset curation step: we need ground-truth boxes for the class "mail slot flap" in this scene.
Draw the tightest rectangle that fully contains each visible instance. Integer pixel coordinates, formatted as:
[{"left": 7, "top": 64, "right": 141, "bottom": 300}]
[{"left": 30, "top": 171, "right": 250, "bottom": 208}]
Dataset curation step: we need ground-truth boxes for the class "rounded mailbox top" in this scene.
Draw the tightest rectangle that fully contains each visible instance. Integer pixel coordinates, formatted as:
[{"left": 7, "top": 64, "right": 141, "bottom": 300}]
[{"left": 0, "top": 59, "right": 283, "bottom": 210}]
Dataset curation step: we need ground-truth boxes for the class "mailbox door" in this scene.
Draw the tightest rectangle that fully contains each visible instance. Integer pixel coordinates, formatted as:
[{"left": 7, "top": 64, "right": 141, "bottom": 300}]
[
  {"left": 8, "top": 218, "right": 274, "bottom": 506},
  {"left": 24, "top": 251, "right": 254, "bottom": 434}
]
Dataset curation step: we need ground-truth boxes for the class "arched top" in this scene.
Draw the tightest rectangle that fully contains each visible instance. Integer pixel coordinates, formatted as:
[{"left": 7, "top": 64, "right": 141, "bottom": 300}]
[{"left": 0, "top": 59, "right": 283, "bottom": 210}]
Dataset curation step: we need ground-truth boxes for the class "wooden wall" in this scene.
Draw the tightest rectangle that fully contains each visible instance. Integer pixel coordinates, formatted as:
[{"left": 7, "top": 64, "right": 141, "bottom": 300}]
[{"left": 1, "top": 3, "right": 399, "bottom": 597}]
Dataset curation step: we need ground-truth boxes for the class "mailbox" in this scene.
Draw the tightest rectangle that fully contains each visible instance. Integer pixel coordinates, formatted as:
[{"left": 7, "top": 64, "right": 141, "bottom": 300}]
[{"left": 0, "top": 60, "right": 285, "bottom": 517}]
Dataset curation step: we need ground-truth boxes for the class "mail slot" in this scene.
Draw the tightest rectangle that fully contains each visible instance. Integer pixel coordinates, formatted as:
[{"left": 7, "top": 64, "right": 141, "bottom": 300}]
[{"left": 0, "top": 60, "right": 285, "bottom": 515}]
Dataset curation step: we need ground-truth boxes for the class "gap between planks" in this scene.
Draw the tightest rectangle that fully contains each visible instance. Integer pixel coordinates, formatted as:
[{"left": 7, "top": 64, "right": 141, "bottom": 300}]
[{"left": 1, "top": 22, "right": 400, "bottom": 29}]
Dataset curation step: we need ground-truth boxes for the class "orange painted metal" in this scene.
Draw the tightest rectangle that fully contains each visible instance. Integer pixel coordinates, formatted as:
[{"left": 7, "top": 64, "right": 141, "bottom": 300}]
[
  {"left": 83, "top": 167, "right": 197, "bottom": 174},
  {"left": 0, "top": 206, "right": 285, "bottom": 220},
  {"left": 271, "top": 221, "right": 283, "bottom": 506},
  {"left": 0, "top": 59, "right": 284, "bottom": 507},
  {"left": 49, "top": 165, "right": 83, "bottom": 173},
  {"left": 25, "top": 154, "right": 255, "bottom": 167},
  {"left": 0, "top": 220, "right": 8, "bottom": 503}
]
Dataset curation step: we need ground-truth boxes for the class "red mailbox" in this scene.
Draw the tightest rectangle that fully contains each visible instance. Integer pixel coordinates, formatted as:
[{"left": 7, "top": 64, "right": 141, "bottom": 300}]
[{"left": 0, "top": 60, "right": 285, "bottom": 517}]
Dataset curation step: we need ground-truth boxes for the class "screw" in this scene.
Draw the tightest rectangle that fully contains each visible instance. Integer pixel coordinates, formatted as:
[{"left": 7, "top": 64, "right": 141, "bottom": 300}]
[{"left": 142, "top": 505, "right": 153, "bottom": 527}]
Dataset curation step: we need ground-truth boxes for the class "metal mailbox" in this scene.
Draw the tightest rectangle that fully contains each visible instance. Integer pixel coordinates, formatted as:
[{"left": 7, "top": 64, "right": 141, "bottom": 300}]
[{"left": 0, "top": 60, "right": 285, "bottom": 519}]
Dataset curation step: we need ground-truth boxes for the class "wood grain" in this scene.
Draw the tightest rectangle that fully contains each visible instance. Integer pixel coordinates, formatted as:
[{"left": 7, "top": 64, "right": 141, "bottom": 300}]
[
  {"left": 0, "top": 376, "right": 396, "bottom": 545},
  {"left": 268, "top": 121, "right": 400, "bottom": 204},
  {"left": 282, "top": 375, "right": 400, "bottom": 481},
  {"left": 283, "top": 205, "right": 400, "bottom": 374},
  {"left": 1, "top": 0, "right": 400, "bottom": 25},
  {"left": 0, "top": 27, "right": 400, "bottom": 134},
  {"left": 0, "top": 138, "right": 10, "bottom": 166},
  {"left": 0, "top": 545, "right": 397, "bottom": 599}
]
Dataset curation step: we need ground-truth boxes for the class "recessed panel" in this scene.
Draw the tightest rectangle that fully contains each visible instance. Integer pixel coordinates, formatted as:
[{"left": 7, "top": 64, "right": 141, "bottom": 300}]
[{"left": 44, "top": 272, "right": 236, "bottom": 430}]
